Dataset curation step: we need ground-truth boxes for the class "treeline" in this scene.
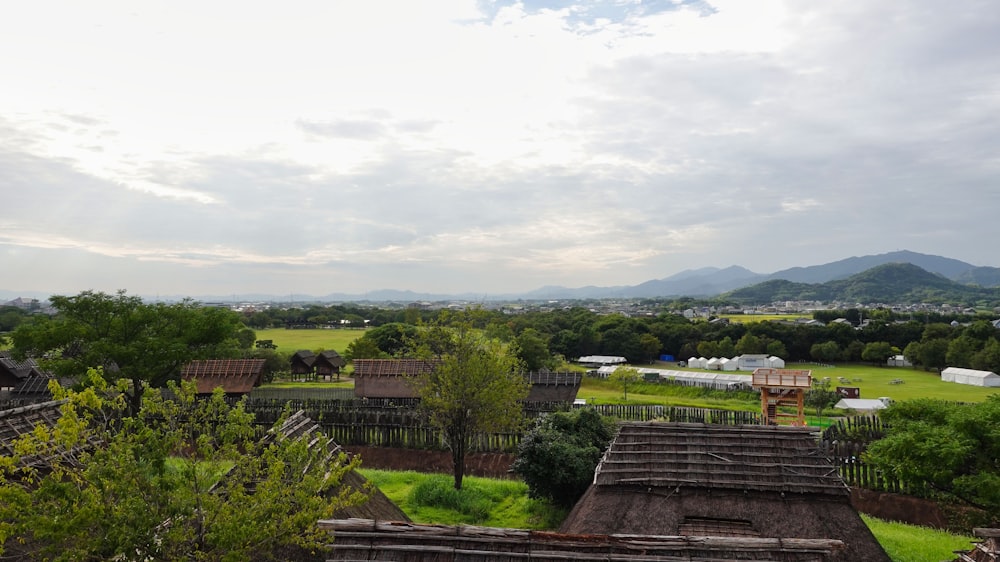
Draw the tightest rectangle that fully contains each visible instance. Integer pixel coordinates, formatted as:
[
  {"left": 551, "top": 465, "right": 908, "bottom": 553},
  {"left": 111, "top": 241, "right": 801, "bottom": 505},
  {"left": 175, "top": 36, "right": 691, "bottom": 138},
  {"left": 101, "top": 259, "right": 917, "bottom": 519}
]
[{"left": 337, "top": 305, "right": 1000, "bottom": 374}]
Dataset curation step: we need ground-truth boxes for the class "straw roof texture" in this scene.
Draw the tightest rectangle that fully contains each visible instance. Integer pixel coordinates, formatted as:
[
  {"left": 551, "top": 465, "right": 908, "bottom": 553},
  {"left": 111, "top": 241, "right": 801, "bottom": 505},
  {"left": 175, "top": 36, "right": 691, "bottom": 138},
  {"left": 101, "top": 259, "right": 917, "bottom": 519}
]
[
  {"left": 180, "top": 359, "right": 265, "bottom": 394},
  {"left": 319, "top": 518, "right": 844, "bottom": 561},
  {"left": 561, "top": 422, "right": 890, "bottom": 562}
]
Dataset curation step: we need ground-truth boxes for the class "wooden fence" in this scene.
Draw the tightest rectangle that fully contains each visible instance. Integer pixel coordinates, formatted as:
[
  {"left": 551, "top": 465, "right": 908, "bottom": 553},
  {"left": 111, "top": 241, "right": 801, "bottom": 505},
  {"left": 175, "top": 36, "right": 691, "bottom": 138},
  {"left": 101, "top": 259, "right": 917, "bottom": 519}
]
[{"left": 820, "top": 415, "right": 914, "bottom": 494}]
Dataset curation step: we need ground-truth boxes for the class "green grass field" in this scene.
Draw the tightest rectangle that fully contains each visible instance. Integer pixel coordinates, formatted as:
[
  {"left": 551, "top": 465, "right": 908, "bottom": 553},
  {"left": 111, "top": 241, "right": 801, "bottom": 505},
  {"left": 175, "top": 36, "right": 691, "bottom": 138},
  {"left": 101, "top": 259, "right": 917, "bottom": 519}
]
[{"left": 253, "top": 327, "right": 366, "bottom": 353}]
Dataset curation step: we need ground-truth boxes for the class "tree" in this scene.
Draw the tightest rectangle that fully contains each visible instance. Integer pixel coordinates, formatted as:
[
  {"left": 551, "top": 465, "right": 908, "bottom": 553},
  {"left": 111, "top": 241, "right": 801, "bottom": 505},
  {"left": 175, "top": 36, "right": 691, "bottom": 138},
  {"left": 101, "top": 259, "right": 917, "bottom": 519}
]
[
  {"left": 610, "top": 366, "right": 642, "bottom": 402},
  {"left": 512, "top": 409, "right": 615, "bottom": 507},
  {"left": 861, "top": 341, "right": 894, "bottom": 366},
  {"left": 809, "top": 341, "right": 842, "bottom": 363},
  {"left": 637, "top": 333, "right": 662, "bottom": 364},
  {"left": 343, "top": 336, "right": 386, "bottom": 361},
  {"left": 735, "top": 333, "right": 765, "bottom": 355},
  {"left": 512, "top": 328, "right": 557, "bottom": 372},
  {"left": 9, "top": 290, "right": 244, "bottom": 414},
  {"left": 411, "top": 327, "right": 529, "bottom": 490},
  {"left": 804, "top": 379, "right": 840, "bottom": 417},
  {"left": 0, "top": 371, "right": 367, "bottom": 560},
  {"left": 864, "top": 396, "right": 1000, "bottom": 515}
]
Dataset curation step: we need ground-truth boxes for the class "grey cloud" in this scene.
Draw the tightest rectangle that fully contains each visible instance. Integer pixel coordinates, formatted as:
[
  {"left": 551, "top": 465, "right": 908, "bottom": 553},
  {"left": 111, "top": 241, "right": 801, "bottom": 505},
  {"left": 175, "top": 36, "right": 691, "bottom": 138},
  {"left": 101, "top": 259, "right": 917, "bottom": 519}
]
[{"left": 297, "top": 119, "right": 389, "bottom": 140}]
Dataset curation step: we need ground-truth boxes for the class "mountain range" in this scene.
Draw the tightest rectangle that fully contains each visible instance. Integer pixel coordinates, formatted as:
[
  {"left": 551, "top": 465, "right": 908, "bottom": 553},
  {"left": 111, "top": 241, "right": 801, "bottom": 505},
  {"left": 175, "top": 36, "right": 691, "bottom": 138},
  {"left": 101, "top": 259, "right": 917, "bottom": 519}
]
[{"left": 3, "top": 250, "right": 1000, "bottom": 304}]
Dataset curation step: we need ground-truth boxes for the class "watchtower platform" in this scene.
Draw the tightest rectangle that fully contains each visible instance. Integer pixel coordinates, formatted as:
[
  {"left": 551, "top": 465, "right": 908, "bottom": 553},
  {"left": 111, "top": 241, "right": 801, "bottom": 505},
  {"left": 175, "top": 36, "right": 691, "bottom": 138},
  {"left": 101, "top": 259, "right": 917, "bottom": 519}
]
[{"left": 752, "top": 368, "right": 812, "bottom": 426}]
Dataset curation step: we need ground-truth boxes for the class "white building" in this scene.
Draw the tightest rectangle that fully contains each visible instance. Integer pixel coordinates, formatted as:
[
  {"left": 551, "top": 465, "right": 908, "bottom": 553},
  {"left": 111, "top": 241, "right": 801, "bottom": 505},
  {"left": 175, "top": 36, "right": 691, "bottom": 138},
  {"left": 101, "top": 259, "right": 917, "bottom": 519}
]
[{"left": 941, "top": 367, "right": 1000, "bottom": 387}]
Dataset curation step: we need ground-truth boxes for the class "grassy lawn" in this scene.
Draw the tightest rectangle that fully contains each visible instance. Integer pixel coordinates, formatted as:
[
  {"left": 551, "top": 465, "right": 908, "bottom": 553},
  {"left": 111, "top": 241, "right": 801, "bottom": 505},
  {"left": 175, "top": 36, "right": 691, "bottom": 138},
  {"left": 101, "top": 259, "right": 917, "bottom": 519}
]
[
  {"left": 358, "top": 469, "right": 567, "bottom": 530},
  {"left": 253, "top": 327, "right": 366, "bottom": 353},
  {"left": 862, "top": 515, "right": 977, "bottom": 562},
  {"left": 786, "top": 362, "right": 999, "bottom": 403}
]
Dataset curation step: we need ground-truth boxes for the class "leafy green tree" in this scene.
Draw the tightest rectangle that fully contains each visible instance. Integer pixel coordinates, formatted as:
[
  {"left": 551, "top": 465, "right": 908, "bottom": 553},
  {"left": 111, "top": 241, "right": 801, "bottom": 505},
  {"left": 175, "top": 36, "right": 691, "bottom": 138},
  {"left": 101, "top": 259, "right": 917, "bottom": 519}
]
[
  {"left": 364, "top": 322, "right": 418, "bottom": 356},
  {"left": 411, "top": 327, "right": 529, "bottom": 490},
  {"left": 696, "top": 340, "right": 720, "bottom": 358},
  {"left": 344, "top": 336, "right": 387, "bottom": 361},
  {"left": 765, "top": 339, "right": 788, "bottom": 358},
  {"left": 971, "top": 338, "right": 1000, "bottom": 373},
  {"left": 609, "top": 366, "right": 642, "bottom": 402},
  {"left": 947, "top": 336, "right": 979, "bottom": 369},
  {"left": 637, "top": 333, "right": 662, "bottom": 364},
  {"left": 0, "top": 372, "right": 367, "bottom": 560},
  {"left": 864, "top": 396, "right": 1000, "bottom": 515},
  {"left": 512, "top": 409, "right": 616, "bottom": 507},
  {"left": 9, "top": 290, "right": 244, "bottom": 413},
  {"left": 810, "top": 341, "right": 842, "bottom": 363},
  {"left": 717, "top": 336, "right": 736, "bottom": 358},
  {"left": 804, "top": 379, "right": 841, "bottom": 417},
  {"left": 914, "top": 338, "right": 950, "bottom": 371},
  {"left": 512, "top": 328, "right": 557, "bottom": 372},
  {"left": 735, "top": 333, "right": 765, "bottom": 355},
  {"left": 861, "top": 341, "right": 895, "bottom": 366}
]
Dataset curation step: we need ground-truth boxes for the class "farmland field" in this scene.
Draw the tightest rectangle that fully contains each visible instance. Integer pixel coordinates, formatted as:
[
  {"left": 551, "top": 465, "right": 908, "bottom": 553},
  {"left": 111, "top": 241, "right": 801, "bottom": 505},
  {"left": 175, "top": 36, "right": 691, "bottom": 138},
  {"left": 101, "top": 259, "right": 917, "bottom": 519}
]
[{"left": 253, "top": 327, "right": 366, "bottom": 353}]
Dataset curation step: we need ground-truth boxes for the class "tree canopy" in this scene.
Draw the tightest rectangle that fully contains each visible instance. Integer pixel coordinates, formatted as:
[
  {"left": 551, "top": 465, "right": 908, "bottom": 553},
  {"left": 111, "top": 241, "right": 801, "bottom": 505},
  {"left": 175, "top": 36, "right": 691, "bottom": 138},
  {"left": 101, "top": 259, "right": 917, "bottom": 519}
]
[
  {"left": 0, "top": 372, "right": 367, "bottom": 560},
  {"left": 9, "top": 290, "right": 246, "bottom": 413},
  {"left": 864, "top": 396, "right": 1000, "bottom": 516},
  {"left": 410, "top": 326, "right": 529, "bottom": 490}
]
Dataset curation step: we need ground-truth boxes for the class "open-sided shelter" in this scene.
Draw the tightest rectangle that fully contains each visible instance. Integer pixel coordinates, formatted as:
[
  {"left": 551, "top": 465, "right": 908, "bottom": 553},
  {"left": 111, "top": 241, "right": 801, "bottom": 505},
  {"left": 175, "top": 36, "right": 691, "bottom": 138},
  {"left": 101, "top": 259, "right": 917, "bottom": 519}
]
[
  {"left": 560, "top": 422, "right": 890, "bottom": 562},
  {"left": 180, "top": 359, "right": 266, "bottom": 396}
]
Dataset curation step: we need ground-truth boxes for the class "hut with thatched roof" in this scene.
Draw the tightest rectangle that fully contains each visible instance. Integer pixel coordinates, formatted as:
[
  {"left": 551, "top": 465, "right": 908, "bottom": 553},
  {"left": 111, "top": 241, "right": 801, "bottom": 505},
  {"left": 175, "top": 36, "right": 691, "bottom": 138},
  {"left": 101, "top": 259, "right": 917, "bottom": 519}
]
[
  {"left": 289, "top": 350, "right": 317, "bottom": 378},
  {"left": 314, "top": 350, "right": 347, "bottom": 380},
  {"left": 954, "top": 529, "right": 1000, "bottom": 562},
  {"left": 180, "top": 359, "right": 266, "bottom": 397},
  {"left": 560, "top": 422, "right": 890, "bottom": 562},
  {"left": 0, "top": 399, "right": 102, "bottom": 473},
  {"left": 318, "top": 518, "right": 844, "bottom": 561},
  {"left": 0, "top": 351, "right": 47, "bottom": 391},
  {"left": 352, "top": 358, "right": 439, "bottom": 399},
  {"left": 525, "top": 371, "right": 582, "bottom": 402}
]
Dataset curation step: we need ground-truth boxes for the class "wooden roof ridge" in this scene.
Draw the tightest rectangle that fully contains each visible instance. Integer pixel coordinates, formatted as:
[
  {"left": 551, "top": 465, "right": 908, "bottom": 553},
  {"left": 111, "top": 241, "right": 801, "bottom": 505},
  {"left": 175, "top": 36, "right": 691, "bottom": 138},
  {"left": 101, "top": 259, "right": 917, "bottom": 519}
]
[
  {"left": 594, "top": 422, "right": 848, "bottom": 497},
  {"left": 181, "top": 358, "right": 266, "bottom": 377},
  {"left": 352, "top": 358, "right": 440, "bottom": 377},
  {"left": 318, "top": 518, "right": 845, "bottom": 561}
]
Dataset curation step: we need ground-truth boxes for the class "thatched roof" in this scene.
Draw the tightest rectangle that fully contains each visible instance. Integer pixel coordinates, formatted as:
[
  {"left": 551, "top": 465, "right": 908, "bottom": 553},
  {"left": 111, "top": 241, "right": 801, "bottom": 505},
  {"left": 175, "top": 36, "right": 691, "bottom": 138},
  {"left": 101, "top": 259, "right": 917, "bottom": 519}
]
[
  {"left": 0, "top": 399, "right": 100, "bottom": 472},
  {"left": 180, "top": 359, "right": 265, "bottom": 395},
  {"left": 316, "top": 350, "right": 346, "bottom": 369},
  {"left": 290, "top": 350, "right": 317, "bottom": 373},
  {"left": 318, "top": 518, "right": 844, "bottom": 561},
  {"left": 0, "top": 351, "right": 46, "bottom": 387},
  {"left": 954, "top": 529, "right": 1000, "bottom": 562},
  {"left": 352, "top": 358, "right": 439, "bottom": 377},
  {"left": 211, "top": 410, "right": 409, "bottom": 522},
  {"left": 561, "top": 422, "right": 890, "bottom": 562}
]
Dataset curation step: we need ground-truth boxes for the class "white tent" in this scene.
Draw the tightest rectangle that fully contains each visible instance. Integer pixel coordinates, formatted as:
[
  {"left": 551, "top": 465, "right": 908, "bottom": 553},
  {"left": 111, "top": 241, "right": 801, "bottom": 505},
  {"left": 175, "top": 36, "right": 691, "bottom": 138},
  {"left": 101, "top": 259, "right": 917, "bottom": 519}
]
[
  {"left": 768, "top": 356, "right": 786, "bottom": 368},
  {"left": 720, "top": 357, "right": 738, "bottom": 371},
  {"left": 706, "top": 357, "right": 722, "bottom": 370},
  {"left": 835, "top": 398, "right": 889, "bottom": 411},
  {"left": 736, "top": 354, "right": 770, "bottom": 371},
  {"left": 941, "top": 367, "right": 1000, "bottom": 387}
]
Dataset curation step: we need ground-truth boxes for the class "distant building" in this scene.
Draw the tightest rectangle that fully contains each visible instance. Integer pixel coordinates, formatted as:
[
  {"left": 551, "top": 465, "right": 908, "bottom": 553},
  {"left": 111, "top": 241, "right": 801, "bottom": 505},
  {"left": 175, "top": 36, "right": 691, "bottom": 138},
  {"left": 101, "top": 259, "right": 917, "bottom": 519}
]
[{"left": 941, "top": 367, "right": 1000, "bottom": 387}]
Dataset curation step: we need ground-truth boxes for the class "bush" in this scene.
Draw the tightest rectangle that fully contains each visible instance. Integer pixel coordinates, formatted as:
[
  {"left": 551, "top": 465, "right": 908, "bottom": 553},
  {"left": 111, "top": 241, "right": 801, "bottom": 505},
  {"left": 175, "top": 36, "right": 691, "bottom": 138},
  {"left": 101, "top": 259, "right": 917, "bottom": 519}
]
[{"left": 512, "top": 409, "right": 615, "bottom": 507}]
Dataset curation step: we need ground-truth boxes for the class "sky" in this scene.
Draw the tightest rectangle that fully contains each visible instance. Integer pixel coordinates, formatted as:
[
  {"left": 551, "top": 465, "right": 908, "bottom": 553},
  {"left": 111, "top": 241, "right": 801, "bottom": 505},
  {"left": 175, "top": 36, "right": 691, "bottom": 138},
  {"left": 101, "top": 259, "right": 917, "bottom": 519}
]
[{"left": 2, "top": 0, "right": 999, "bottom": 298}]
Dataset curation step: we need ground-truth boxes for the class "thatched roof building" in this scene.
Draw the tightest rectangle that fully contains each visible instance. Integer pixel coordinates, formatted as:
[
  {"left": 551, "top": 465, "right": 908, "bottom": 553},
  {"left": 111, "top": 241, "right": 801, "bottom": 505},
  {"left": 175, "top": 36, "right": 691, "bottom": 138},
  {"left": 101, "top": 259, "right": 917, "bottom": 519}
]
[
  {"left": 525, "top": 371, "right": 581, "bottom": 402},
  {"left": 211, "top": 410, "right": 409, "bottom": 522},
  {"left": 318, "top": 518, "right": 844, "bottom": 561},
  {"left": 0, "top": 399, "right": 100, "bottom": 472},
  {"left": 352, "top": 359, "right": 439, "bottom": 399},
  {"left": 180, "top": 359, "right": 266, "bottom": 396},
  {"left": 315, "top": 350, "right": 346, "bottom": 378},
  {"left": 0, "top": 351, "right": 47, "bottom": 390},
  {"left": 560, "top": 422, "right": 890, "bottom": 562},
  {"left": 954, "top": 528, "right": 1000, "bottom": 562},
  {"left": 290, "top": 350, "right": 317, "bottom": 375}
]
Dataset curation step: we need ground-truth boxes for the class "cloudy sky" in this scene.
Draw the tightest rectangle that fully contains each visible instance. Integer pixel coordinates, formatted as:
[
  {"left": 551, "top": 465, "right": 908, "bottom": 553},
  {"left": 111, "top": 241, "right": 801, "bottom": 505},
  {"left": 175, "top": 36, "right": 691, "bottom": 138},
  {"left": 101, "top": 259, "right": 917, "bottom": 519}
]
[{"left": 2, "top": 0, "right": 999, "bottom": 298}]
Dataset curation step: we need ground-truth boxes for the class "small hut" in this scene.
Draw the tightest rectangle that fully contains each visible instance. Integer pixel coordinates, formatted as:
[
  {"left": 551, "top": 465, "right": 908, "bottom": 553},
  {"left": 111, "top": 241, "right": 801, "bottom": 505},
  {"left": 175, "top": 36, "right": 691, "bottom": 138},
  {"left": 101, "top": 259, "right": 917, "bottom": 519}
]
[
  {"left": 315, "top": 350, "right": 347, "bottom": 380},
  {"left": 180, "top": 359, "right": 266, "bottom": 397},
  {"left": 560, "top": 422, "right": 890, "bottom": 562},
  {"left": 289, "top": 350, "right": 317, "bottom": 379}
]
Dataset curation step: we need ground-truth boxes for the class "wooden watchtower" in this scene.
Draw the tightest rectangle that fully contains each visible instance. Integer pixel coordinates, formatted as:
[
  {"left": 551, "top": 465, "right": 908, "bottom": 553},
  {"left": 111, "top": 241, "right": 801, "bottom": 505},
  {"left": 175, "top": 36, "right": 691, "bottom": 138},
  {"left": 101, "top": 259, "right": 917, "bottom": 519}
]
[{"left": 752, "top": 368, "right": 812, "bottom": 426}]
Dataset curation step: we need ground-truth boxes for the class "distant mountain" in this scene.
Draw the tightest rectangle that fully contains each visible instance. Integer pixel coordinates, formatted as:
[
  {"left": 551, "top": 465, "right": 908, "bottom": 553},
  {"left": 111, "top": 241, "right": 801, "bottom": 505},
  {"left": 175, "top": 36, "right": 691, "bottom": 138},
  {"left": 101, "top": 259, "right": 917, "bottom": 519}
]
[
  {"left": 954, "top": 266, "right": 1000, "bottom": 288},
  {"left": 765, "top": 250, "right": 976, "bottom": 284},
  {"left": 629, "top": 266, "right": 764, "bottom": 297},
  {"left": 725, "top": 263, "right": 1000, "bottom": 305}
]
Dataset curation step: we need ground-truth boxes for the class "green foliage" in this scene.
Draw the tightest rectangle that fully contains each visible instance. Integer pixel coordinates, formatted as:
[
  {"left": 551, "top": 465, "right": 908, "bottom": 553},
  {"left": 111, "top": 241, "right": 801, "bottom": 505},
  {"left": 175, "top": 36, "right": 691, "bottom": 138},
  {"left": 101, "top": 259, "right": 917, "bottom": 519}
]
[
  {"left": 862, "top": 341, "right": 895, "bottom": 365},
  {"left": 609, "top": 366, "right": 642, "bottom": 401},
  {"left": 412, "top": 325, "right": 529, "bottom": 489},
  {"left": 512, "top": 409, "right": 615, "bottom": 507},
  {"left": 0, "top": 372, "right": 367, "bottom": 560},
  {"left": 804, "top": 379, "right": 841, "bottom": 417},
  {"left": 864, "top": 396, "right": 1000, "bottom": 514},
  {"left": 408, "top": 476, "right": 492, "bottom": 522},
  {"left": 512, "top": 328, "right": 558, "bottom": 371},
  {"left": 9, "top": 290, "right": 246, "bottom": 413}
]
